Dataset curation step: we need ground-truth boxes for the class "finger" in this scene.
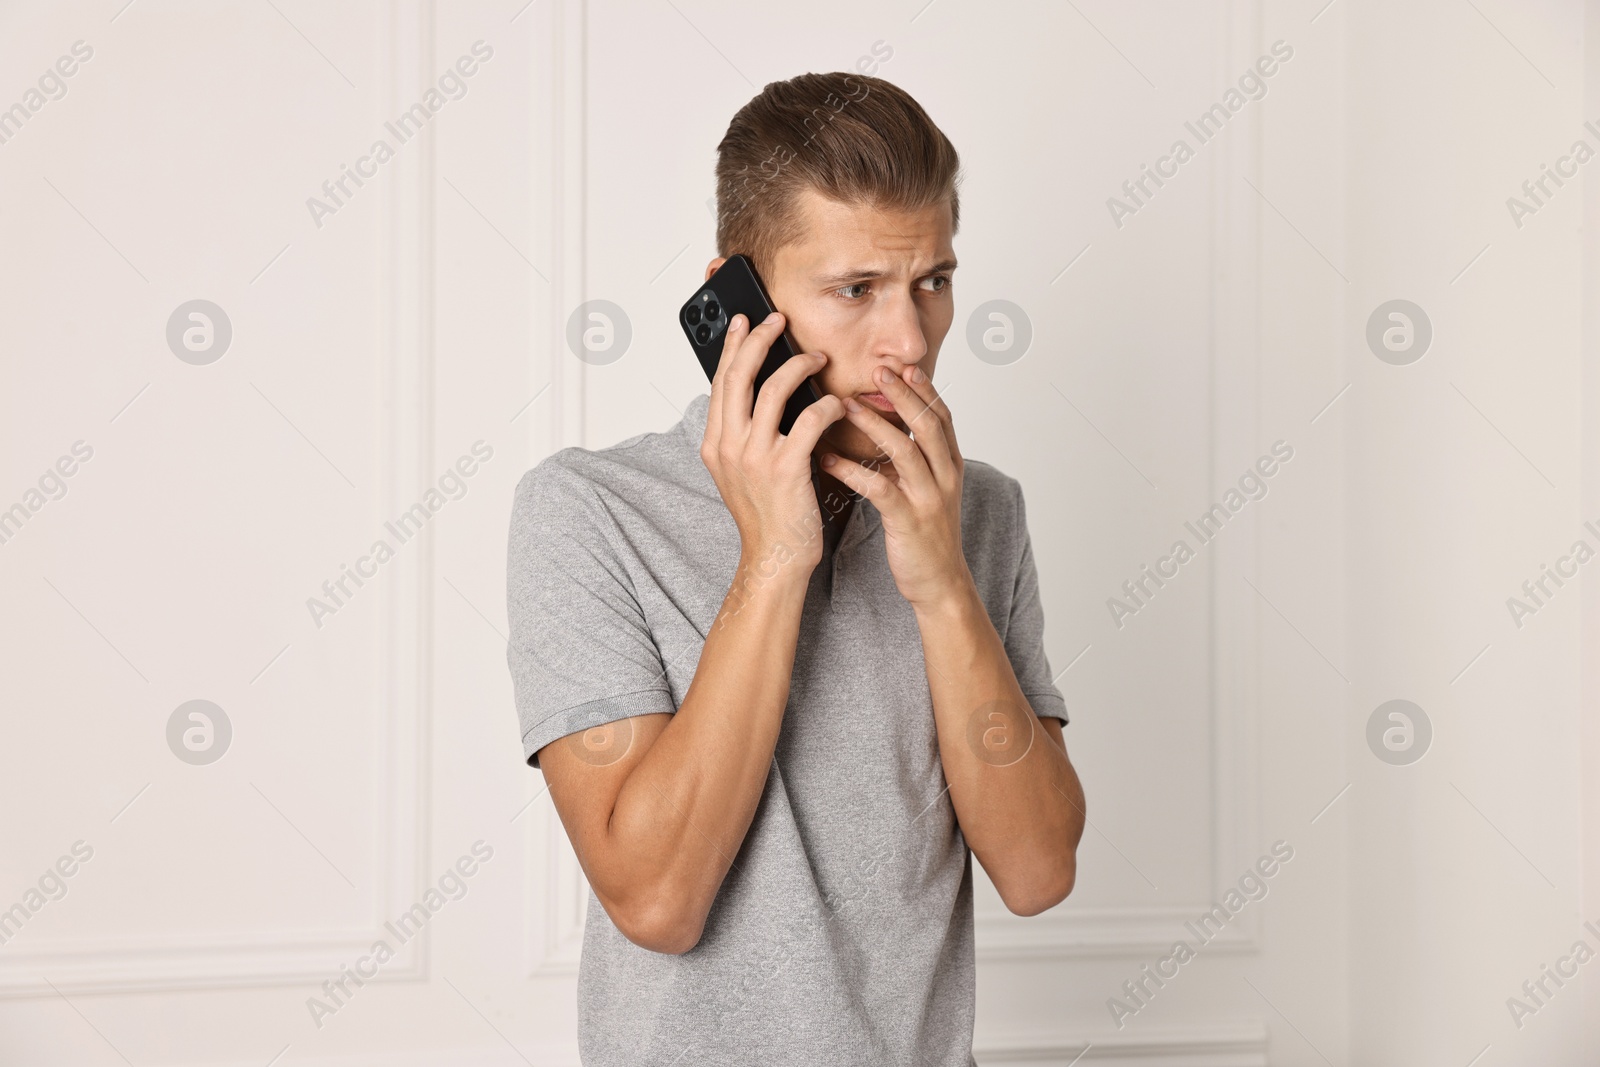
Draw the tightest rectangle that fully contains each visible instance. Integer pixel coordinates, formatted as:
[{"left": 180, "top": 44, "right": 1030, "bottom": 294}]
[
  {"left": 752, "top": 351, "right": 828, "bottom": 439},
  {"left": 875, "top": 366, "right": 957, "bottom": 485},
  {"left": 710, "top": 311, "right": 748, "bottom": 440},
  {"left": 705, "top": 313, "right": 747, "bottom": 446},
  {"left": 779, "top": 390, "right": 847, "bottom": 454},
  {"left": 818, "top": 451, "right": 907, "bottom": 515},
  {"left": 904, "top": 367, "right": 959, "bottom": 464},
  {"left": 841, "top": 395, "right": 934, "bottom": 494},
  {"left": 720, "top": 311, "right": 787, "bottom": 434}
]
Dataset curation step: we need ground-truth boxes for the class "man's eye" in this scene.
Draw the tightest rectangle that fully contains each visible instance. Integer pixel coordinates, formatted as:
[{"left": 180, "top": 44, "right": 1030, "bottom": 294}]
[
  {"left": 836, "top": 283, "right": 870, "bottom": 300},
  {"left": 921, "top": 274, "right": 951, "bottom": 293}
]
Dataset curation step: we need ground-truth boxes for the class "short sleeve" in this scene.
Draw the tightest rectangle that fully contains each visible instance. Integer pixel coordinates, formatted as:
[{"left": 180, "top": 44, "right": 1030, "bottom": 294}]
[
  {"left": 1004, "top": 482, "right": 1069, "bottom": 725},
  {"left": 505, "top": 458, "right": 677, "bottom": 768}
]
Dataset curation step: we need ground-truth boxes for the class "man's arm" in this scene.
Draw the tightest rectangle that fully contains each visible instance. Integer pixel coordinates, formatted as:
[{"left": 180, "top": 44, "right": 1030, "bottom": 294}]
[
  {"left": 912, "top": 582, "right": 1085, "bottom": 915},
  {"left": 817, "top": 362, "right": 1085, "bottom": 916},
  {"left": 535, "top": 311, "right": 846, "bottom": 954},
  {"left": 539, "top": 551, "right": 810, "bottom": 954}
]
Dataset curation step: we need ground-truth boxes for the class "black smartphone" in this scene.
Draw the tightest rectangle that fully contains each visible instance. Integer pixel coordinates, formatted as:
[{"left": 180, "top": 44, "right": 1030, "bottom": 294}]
[{"left": 679, "top": 253, "right": 821, "bottom": 435}]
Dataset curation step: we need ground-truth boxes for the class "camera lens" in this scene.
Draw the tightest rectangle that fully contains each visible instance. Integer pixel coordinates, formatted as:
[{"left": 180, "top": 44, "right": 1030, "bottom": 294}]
[
  {"left": 695, "top": 323, "right": 711, "bottom": 344},
  {"left": 704, "top": 300, "right": 721, "bottom": 320},
  {"left": 685, "top": 305, "right": 701, "bottom": 326}
]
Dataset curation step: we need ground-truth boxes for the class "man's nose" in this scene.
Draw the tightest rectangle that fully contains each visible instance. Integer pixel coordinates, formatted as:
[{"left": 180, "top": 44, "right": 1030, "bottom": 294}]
[{"left": 874, "top": 292, "right": 929, "bottom": 369}]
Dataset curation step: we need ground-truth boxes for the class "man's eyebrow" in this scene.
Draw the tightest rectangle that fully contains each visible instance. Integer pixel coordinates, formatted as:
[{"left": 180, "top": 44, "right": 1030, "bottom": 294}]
[{"left": 814, "top": 259, "right": 959, "bottom": 286}]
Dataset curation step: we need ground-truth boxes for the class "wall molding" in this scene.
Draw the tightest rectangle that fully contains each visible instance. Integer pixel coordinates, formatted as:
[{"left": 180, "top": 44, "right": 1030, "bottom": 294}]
[
  {"left": 974, "top": 1022, "right": 1268, "bottom": 1066},
  {"left": 0, "top": 0, "right": 437, "bottom": 997},
  {"left": 978, "top": 0, "right": 1268, "bottom": 962},
  {"left": 977, "top": 904, "right": 1258, "bottom": 963},
  {"left": 525, "top": 0, "right": 1273, "bottom": 978},
  {"left": 521, "top": 0, "right": 592, "bottom": 980},
  {"left": 150, "top": 1022, "right": 1265, "bottom": 1067}
]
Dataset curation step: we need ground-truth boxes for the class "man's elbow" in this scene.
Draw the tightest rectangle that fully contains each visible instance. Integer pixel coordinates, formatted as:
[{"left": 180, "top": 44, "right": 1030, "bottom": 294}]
[
  {"left": 611, "top": 898, "right": 706, "bottom": 955},
  {"left": 1000, "top": 859, "right": 1076, "bottom": 918}
]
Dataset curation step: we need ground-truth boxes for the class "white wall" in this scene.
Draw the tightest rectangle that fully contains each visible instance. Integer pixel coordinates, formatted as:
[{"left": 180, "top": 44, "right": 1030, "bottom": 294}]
[
  {"left": 1345, "top": 0, "right": 1594, "bottom": 1063},
  {"left": 0, "top": 1, "right": 1593, "bottom": 1064}
]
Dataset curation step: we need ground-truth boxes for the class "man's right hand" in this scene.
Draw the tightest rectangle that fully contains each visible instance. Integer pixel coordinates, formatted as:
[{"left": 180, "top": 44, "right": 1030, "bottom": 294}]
[
  {"left": 699, "top": 311, "right": 845, "bottom": 570},
  {"left": 540, "top": 311, "right": 838, "bottom": 954}
]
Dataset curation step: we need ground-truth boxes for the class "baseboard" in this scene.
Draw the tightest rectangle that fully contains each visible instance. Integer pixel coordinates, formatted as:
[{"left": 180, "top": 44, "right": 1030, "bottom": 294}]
[{"left": 975, "top": 1021, "right": 1269, "bottom": 1066}]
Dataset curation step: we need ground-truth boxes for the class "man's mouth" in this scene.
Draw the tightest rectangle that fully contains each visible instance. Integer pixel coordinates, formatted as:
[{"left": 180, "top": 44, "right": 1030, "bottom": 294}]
[{"left": 857, "top": 392, "right": 896, "bottom": 414}]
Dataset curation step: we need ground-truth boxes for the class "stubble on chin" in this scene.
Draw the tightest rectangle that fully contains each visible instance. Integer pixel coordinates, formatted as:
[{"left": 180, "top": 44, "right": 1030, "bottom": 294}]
[{"left": 817, "top": 421, "right": 895, "bottom": 475}]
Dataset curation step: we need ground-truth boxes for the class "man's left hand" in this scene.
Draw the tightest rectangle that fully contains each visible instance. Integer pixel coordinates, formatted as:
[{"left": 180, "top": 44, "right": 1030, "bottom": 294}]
[{"left": 819, "top": 364, "right": 971, "bottom": 612}]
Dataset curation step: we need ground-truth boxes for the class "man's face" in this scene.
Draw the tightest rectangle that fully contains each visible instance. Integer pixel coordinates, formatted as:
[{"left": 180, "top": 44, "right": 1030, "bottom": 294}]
[{"left": 704, "top": 186, "right": 957, "bottom": 467}]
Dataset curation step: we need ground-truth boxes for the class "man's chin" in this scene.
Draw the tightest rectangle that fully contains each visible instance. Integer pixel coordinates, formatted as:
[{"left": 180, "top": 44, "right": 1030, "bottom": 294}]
[
  {"left": 818, "top": 435, "right": 885, "bottom": 464},
  {"left": 820, "top": 454, "right": 898, "bottom": 487},
  {"left": 825, "top": 422, "right": 901, "bottom": 453}
]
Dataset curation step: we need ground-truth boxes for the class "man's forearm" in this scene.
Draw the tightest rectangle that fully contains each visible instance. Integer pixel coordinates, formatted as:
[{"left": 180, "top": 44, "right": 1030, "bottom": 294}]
[
  {"left": 601, "top": 550, "right": 811, "bottom": 948},
  {"left": 914, "top": 575, "right": 1085, "bottom": 915}
]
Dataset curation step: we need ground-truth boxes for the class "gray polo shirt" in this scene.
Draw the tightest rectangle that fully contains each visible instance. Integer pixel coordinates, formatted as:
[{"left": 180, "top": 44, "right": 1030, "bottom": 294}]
[{"left": 506, "top": 391, "right": 1068, "bottom": 1066}]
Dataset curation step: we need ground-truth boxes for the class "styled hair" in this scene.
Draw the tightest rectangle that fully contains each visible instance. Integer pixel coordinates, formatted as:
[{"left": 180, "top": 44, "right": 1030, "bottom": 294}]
[{"left": 714, "top": 72, "right": 961, "bottom": 271}]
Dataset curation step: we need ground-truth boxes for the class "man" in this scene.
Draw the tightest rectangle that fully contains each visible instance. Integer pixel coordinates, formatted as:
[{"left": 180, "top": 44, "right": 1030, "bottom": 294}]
[{"left": 507, "top": 71, "right": 1085, "bottom": 1066}]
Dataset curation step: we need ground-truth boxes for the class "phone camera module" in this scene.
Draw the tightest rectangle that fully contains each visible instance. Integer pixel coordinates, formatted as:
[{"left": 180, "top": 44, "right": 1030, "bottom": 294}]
[{"left": 688, "top": 289, "right": 725, "bottom": 347}]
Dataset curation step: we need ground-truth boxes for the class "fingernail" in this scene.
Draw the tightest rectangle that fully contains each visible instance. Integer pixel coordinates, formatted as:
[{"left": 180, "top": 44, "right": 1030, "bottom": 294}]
[
  {"left": 844, "top": 397, "right": 863, "bottom": 412},
  {"left": 911, "top": 367, "right": 926, "bottom": 383},
  {"left": 821, "top": 454, "right": 837, "bottom": 468},
  {"left": 764, "top": 312, "right": 781, "bottom": 324},
  {"left": 875, "top": 367, "right": 889, "bottom": 385}
]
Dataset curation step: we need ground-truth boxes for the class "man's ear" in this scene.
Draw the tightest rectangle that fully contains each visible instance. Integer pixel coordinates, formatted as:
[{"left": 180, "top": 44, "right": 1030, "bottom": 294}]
[{"left": 704, "top": 257, "right": 726, "bottom": 282}]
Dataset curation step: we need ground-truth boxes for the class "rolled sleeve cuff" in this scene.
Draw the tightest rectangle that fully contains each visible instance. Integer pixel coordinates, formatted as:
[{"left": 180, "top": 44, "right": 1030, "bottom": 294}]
[
  {"left": 1025, "top": 691, "right": 1069, "bottom": 725},
  {"left": 521, "top": 687, "right": 677, "bottom": 767}
]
